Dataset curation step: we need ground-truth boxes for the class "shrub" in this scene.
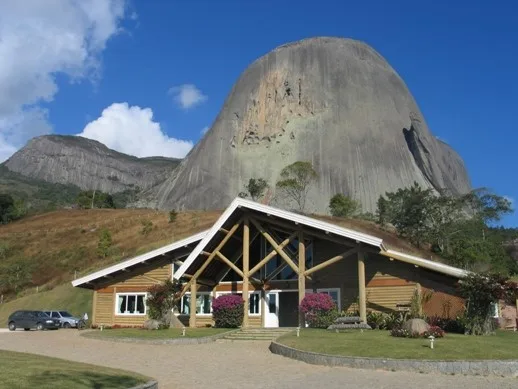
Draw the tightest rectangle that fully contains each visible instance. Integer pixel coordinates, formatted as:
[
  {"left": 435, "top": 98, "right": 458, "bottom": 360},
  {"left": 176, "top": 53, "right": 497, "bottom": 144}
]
[
  {"left": 300, "top": 293, "right": 337, "bottom": 328},
  {"left": 212, "top": 294, "right": 244, "bottom": 328},
  {"left": 140, "top": 219, "right": 153, "bottom": 235},
  {"left": 146, "top": 280, "right": 182, "bottom": 324},
  {"left": 384, "top": 311, "right": 409, "bottom": 330},
  {"left": 96, "top": 228, "right": 112, "bottom": 258},
  {"left": 329, "top": 194, "right": 360, "bottom": 218},
  {"left": 390, "top": 327, "right": 420, "bottom": 338},
  {"left": 367, "top": 311, "right": 387, "bottom": 330},
  {"left": 426, "top": 315, "right": 466, "bottom": 334},
  {"left": 168, "top": 210, "right": 178, "bottom": 223},
  {"left": 423, "top": 326, "right": 445, "bottom": 338}
]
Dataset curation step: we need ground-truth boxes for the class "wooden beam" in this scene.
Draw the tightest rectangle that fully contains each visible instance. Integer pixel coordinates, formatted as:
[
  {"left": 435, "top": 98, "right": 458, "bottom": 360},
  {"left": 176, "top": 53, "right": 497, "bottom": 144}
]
[
  {"left": 180, "top": 221, "right": 242, "bottom": 297},
  {"left": 220, "top": 228, "right": 242, "bottom": 242},
  {"left": 250, "top": 218, "right": 299, "bottom": 275},
  {"left": 298, "top": 229, "right": 306, "bottom": 327},
  {"left": 216, "top": 251, "right": 244, "bottom": 278},
  {"left": 304, "top": 247, "right": 358, "bottom": 276},
  {"left": 358, "top": 250, "right": 367, "bottom": 323},
  {"left": 249, "top": 231, "right": 297, "bottom": 277},
  {"left": 242, "top": 217, "right": 250, "bottom": 328},
  {"left": 182, "top": 274, "right": 216, "bottom": 287},
  {"left": 261, "top": 289, "right": 266, "bottom": 327},
  {"left": 251, "top": 213, "right": 352, "bottom": 246},
  {"left": 213, "top": 230, "right": 260, "bottom": 284},
  {"left": 189, "top": 279, "right": 197, "bottom": 328},
  {"left": 92, "top": 290, "right": 98, "bottom": 327}
]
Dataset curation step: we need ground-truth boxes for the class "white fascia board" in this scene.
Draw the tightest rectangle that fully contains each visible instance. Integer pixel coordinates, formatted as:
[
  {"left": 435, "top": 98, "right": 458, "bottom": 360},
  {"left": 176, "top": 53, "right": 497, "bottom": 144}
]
[
  {"left": 72, "top": 230, "right": 208, "bottom": 287},
  {"left": 174, "top": 197, "right": 385, "bottom": 280},
  {"left": 384, "top": 249, "right": 469, "bottom": 279}
]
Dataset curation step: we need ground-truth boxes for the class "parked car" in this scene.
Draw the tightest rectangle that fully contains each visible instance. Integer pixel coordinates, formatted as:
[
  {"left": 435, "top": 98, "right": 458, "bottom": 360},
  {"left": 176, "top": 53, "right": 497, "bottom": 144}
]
[
  {"left": 8, "top": 310, "right": 61, "bottom": 331},
  {"left": 43, "top": 310, "right": 81, "bottom": 328}
]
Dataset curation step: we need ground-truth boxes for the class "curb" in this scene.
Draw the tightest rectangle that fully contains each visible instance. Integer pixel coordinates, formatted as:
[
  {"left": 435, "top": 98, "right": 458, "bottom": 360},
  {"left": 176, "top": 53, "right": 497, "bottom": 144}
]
[
  {"left": 269, "top": 341, "right": 518, "bottom": 377},
  {"left": 81, "top": 329, "right": 239, "bottom": 345},
  {"left": 129, "top": 381, "right": 158, "bottom": 389}
]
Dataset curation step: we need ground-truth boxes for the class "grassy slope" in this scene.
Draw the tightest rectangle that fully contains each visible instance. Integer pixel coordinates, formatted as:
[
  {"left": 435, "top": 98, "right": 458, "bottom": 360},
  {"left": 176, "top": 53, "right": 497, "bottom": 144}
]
[
  {"left": 278, "top": 329, "right": 518, "bottom": 360},
  {"left": 0, "top": 284, "right": 92, "bottom": 327},
  {"left": 0, "top": 350, "right": 148, "bottom": 389}
]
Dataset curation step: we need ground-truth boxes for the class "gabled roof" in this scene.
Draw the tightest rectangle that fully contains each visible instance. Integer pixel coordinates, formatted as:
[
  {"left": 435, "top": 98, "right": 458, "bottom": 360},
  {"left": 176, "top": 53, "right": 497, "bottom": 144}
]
[
  {"left": 174, "top": 197, "right": 469, "bottom": 280},
  {"left": 174, "top": 197, "right": 386, "bottom": 280},
  {"left": 72, "top": 230, "right": 208, "bottom": 288}
]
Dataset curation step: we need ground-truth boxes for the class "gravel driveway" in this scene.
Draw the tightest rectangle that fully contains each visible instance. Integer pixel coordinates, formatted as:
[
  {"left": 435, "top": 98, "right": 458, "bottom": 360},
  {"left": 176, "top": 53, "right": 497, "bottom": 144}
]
[{"left": 0, "top": 330, "right": 516, "bottom": 389}]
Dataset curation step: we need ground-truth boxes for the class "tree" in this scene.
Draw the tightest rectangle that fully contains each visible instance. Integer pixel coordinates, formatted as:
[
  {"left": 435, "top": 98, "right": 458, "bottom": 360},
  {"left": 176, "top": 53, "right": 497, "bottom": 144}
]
[
  {"left": 97, "top": 229, "right": 112, "bottom": 258},
  {"left": 77, "top": 190, "right": 115, "bottom": 209},
  {"left": 168, "top": 209, "right": 178, "bottom": 223},
  {"left": 146, "top": 279, "right": 182, "bottom": 325},
  {"left": 329, "top": 194, "right": 360, "bottom": 218},
  {"left": 276, "top": 161, "right": 318, "bottom": 212},
  {"left": 140, "top": 220, "right": 153, "bottom": 235},
  {"left": 0, "top": 194, "right": 15, "bottom": 223},
  {"left": 238, "top": 178, "right": 269, "bottom": 202},
  {"left": 463, "top": 188, "right": 513, "bottom": 223}
]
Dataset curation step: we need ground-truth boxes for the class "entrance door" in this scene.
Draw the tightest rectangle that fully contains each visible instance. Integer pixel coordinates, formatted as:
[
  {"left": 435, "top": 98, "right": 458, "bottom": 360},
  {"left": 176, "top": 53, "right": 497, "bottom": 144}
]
[{"left": 264, "top": 292, "right": 279, "bottom": 328}]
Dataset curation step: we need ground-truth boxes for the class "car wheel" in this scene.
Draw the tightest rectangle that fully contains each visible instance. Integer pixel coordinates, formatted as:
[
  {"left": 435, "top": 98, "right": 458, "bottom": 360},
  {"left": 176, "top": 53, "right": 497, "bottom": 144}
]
[
  {"left": 24, "top": 328, "right": 30, "bottom": 331},
  {"left": 8, "top": 322, "right": 16, "bottom": 331},
  {"left": 36, "top": 323, "right": 44, "bottom": 331},
  {"left": 63, "top": 322, "right": 71, "bottom": 329}
]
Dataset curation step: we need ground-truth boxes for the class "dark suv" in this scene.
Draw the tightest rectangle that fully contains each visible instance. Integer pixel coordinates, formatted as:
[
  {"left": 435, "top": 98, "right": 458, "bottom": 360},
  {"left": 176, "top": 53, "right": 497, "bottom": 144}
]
[{"left": 8, "top": 310, "right": 61, "bottom": 331}]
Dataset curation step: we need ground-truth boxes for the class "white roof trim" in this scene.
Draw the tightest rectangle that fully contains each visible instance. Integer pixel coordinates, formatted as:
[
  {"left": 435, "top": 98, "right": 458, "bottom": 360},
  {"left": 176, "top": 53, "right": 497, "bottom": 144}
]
[
  {"left": 174, "top": 197, "right": 385, "bottom": 280},
  {"left": 72, "top": 230, "right": 208, "bottom": 287},
  {"left": 383, "top": 249, "right": 469, "bottom": 279}
]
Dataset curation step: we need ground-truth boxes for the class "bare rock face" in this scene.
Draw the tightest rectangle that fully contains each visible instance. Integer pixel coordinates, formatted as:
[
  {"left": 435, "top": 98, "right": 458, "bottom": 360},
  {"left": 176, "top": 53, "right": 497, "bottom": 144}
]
[
  {"left": 4, "top": 135, "right": 180, "bottom": 194},
  {"left": 155, "top": 37, "right": 471, "bottom": 213}
]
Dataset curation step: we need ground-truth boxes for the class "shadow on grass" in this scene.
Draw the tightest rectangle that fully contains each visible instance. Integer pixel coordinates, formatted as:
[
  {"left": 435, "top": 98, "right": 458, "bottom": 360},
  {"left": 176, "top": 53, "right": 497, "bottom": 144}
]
[{"left": 29, "top": 371, "right": 144, "bottom": 389}]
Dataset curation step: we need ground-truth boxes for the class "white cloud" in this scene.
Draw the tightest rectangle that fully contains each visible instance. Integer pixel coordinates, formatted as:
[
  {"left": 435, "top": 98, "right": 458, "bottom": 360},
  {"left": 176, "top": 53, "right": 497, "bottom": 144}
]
[
  {"left": 78, "top": 103, "right": 193, "bottom": 158},
  {"left": 169, "top": 84, "right": 207, "bottom": 110},
  {"left": 201, "top": 126, "right": 210, "bottom": 135},
  {"left": 0, "top": 0, "right": 129, "bottom": 161}
]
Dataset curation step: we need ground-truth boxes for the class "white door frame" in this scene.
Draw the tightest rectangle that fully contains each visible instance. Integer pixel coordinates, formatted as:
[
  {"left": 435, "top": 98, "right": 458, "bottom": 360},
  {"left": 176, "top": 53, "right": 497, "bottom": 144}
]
[{"left": 264, "top": 291, "right": 279, "bottom": 328}]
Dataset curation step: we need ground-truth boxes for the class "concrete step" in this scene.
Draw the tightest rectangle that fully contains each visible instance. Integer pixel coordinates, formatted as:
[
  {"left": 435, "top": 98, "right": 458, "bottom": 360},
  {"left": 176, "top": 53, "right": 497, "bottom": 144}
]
[{"left": 221, "top": 328, "right": 294, "bottom": 341}]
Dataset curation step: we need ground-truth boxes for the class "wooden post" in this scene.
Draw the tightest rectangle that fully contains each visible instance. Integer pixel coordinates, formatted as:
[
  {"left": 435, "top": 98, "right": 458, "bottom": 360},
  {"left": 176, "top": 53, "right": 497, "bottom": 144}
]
[
  {"left": 261, "top": 288, "right": 266, "bottom": 327},
  {"left": 298, "top": 230, "right": 305, "bottom": 327},
  {"left": 92, "top": 290, "right": 98, "bottom": 326},
  {"left": 189, "top": 279, "right": 197, "bottom": 328},
  {"left": 242, "top": 218, "right": 250, "bottom": 328},
  {"left": 358, "top": 250, "right": 367, "bottom": 323}
]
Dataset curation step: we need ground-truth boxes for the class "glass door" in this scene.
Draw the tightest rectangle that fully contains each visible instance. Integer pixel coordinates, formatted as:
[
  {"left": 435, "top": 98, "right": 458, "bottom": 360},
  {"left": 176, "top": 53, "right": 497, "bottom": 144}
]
[{"left": 264, "top": 292, "right": 279, "bottom": 327}]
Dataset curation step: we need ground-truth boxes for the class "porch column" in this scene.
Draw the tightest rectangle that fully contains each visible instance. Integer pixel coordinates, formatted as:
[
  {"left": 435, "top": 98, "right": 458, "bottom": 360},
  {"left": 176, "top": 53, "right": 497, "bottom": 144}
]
[
  {"left": 189, "top": 278, "right": 197, "bottom": 328},
  {"left": 261, "top": 288, "right": 266, "bottom": 327},
  {"left": 357, "top": 250, "right": 367, "bottom": 323},
  {"left": 242, "top": 217, "right": 250, "bottom": 328},
  {"left": 298, "top": 230, "right": 305, "bottom": 327}
]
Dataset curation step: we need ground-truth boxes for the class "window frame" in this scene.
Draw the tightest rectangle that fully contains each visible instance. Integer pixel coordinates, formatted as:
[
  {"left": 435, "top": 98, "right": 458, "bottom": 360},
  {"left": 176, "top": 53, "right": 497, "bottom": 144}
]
[
  {"left": 115, "top": 292, "right": 147, "bottom": 316},
  {"left": 180, "top": 292, "right": 213, "bottom": 316}
]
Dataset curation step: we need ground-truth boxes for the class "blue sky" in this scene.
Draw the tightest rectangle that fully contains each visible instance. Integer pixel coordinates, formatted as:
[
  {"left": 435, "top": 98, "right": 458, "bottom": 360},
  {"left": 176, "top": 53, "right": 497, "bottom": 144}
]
[{"left": 1, "top": 0, "right": 517, "bottom": 226}]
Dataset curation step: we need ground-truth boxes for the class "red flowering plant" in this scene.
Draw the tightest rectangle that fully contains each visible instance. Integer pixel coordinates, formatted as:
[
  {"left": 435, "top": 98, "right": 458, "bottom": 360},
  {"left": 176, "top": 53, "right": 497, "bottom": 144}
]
[
  {"left": 212, "top": 294, "right": 244, "bottom": 328},
  {"left": 146, "top": 279, "right": 182, "bottom": 325},
  {"left": 299, "top": 293, "right": 339, "bottom": 328}
]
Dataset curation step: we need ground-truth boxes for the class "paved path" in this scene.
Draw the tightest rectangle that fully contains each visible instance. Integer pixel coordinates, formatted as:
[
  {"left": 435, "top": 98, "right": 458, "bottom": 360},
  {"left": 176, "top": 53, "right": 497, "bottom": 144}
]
[{"left": 0, "top": 330, "right": 516, "bottom": 389}]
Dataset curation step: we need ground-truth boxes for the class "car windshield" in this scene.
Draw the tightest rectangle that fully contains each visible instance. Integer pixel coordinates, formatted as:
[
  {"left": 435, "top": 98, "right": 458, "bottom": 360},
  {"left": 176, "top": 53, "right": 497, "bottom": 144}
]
[{"left": 59, "top": 311, "right": 73, "bottom": 317}]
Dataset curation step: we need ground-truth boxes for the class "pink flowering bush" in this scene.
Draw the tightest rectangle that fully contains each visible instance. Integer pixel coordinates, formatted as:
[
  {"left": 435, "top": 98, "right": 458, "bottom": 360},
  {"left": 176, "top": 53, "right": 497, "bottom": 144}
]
[
  {"left": 212, "top": 294, "right": 244, "bottom": 328},
  {"left": 300, "top": 293, "right": 338, "bottom": 328}
]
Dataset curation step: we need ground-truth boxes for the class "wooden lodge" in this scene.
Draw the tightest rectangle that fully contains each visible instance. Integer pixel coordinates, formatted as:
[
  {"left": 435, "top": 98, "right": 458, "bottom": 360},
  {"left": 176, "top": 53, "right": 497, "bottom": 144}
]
[{"left": 73, "top": 198, "right": 468, "bottom": 328}]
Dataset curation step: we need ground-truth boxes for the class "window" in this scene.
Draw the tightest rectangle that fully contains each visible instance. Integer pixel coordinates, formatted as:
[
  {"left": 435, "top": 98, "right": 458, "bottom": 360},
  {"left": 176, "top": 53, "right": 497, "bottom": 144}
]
[
  {"left": 249, "top": 293, "right": 260, "bottom": 315},
  {"left": 181, "top": 293, "right": 212, "bottom": 315},
  {"left": 51, "top": 312, "right": 60, "bottom": 319},
  {"left": 261, "top": 234, "right": 313, "bottom": 281},
  {"left": 116, "top": 293, "right": 146, "bottom": 315}
]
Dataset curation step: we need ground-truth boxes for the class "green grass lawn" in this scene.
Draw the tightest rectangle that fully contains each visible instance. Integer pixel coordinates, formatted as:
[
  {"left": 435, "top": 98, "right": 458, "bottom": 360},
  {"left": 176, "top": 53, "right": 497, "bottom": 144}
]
[
  {"left": 84, "top": 327, "right": 231, "bottom": 339},
  {"left": 277, "top": 329, "right": 518, "bottom": 360},
  {"left": 0, "top": 284, "right": 92, "bottom": 327},
  {"left": 0, "top": 350, "right": 148, "bottom": 389}
]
